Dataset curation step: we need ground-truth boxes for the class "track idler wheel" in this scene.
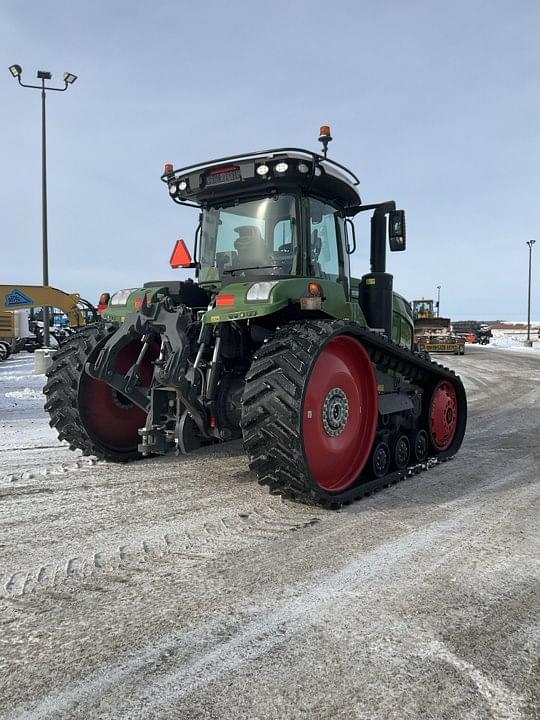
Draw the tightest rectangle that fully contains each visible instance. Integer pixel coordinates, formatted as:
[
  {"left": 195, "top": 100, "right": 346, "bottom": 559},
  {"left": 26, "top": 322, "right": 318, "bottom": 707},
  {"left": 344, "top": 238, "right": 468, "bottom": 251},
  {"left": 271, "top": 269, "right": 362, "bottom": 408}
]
[{"left": 428, "top": 380, "right": 459, "bottom": 452}]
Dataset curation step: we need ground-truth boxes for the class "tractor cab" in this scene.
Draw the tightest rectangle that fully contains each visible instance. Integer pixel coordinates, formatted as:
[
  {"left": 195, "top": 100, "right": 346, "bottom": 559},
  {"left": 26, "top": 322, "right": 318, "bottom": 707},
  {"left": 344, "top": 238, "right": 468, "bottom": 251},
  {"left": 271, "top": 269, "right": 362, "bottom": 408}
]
[
  {"left": 197, "top": 193, "right": 351, "bottom": 287},
  {"left": 162, "top": 139, "right": 362, "bottom": 289},
  {"left": 162, "top": 129, "right": 408, "bottom": 342},
  {"left": 412, "top": 299, "right": 436, "bottom": 319}
]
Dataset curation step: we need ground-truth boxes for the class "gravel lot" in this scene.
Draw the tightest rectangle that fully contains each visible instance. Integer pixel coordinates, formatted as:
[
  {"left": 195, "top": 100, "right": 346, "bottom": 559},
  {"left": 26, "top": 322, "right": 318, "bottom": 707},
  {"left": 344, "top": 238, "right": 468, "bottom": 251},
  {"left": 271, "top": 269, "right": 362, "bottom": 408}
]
[{"left": 0, "top": 346, "right": 538, "bottom": 719}]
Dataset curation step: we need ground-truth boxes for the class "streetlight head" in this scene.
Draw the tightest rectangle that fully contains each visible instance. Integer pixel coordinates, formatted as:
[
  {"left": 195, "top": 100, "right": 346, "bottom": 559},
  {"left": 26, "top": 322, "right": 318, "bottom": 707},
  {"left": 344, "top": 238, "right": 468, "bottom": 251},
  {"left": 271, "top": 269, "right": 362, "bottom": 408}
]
[
  {"left": 527, "top": 239, "right": 536, "bottom": 248},
  {"left": 37, "top": 70, "right": 52, "bottom": 80},
  {"left": 8, "top": 64, "right": 22, "bottom": 78},
  {"left": 64, "top": 72, "right": 77, "bottom": 85}
]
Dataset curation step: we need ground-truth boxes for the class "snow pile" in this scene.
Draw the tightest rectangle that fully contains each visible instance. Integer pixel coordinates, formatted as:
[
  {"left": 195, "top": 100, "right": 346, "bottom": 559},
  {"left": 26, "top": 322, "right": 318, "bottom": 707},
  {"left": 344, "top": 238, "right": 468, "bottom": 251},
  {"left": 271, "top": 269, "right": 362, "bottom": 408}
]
[
  {"left": 491, "top": 334, "right": 529, "bottom": 347},
  {"left": 489, "top": 328, "right": 540, "bottom": 352},
  {"left": 0, "top": 353, "right": 60, "bottom": 450},
  {"left": 486, "top": 337, "right": 540, "bottom": 352}
]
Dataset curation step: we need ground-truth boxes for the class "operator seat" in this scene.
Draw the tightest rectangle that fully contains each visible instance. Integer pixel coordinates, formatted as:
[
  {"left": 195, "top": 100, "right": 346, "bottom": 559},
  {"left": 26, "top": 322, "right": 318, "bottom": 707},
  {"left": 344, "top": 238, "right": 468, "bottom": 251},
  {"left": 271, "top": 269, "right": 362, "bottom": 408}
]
[{"left": 234, "top": 225, "right": 266, "bottom": 265}]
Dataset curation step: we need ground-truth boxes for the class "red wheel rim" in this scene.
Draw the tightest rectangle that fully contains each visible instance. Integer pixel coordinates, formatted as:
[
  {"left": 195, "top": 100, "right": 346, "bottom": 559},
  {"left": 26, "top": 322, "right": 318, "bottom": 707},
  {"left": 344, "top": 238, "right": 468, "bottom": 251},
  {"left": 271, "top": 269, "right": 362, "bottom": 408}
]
[
  {"left": 429, "top": 380, "right": 458, "bottom": 451},
  {"left": 79, "top": 341, "right": 153, "bottom": 453},
  {"left": 302, "top": 335, "right": 378, "bottom": 492}
]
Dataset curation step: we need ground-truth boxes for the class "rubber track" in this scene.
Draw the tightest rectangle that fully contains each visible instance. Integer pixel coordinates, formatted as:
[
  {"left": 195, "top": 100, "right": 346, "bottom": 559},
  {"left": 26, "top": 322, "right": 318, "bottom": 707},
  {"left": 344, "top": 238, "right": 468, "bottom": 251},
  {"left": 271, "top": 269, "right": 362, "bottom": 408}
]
[
  {"left": 241, "top": 319, "right": 467, "bottom": 508},
  {"left": 43, "top": 324, "right": 139, "bottom": 462}
]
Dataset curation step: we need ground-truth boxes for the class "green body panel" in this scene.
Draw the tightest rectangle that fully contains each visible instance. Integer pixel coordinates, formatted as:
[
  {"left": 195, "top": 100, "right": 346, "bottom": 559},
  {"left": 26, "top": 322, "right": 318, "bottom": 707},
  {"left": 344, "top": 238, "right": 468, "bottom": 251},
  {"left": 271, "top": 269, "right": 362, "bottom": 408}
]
[
  {"left": 102, "top": 278, "right": 414, "bottom": 349},
  {"left": 349, "top": 277, "right": 414, "bottom": 350},
  {"left": 201, "top": 278, "right": 365, "bottom": 325},
  {"left": 103, "top": 286, "right": 169, "bottom": 323},
  {"left": 391, "top": 292, "right": 414, "bottom": 349}
]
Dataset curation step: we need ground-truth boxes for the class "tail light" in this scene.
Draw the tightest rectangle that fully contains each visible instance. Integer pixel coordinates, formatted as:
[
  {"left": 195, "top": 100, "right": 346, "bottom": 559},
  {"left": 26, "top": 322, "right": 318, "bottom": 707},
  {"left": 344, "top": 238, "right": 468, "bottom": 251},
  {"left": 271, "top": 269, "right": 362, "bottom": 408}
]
[
  {"left": 97, "top": 292, "right": 110, "bottom": 315},
  {"left": 215, "top": 293, "right": 236, "bottom": 307}
]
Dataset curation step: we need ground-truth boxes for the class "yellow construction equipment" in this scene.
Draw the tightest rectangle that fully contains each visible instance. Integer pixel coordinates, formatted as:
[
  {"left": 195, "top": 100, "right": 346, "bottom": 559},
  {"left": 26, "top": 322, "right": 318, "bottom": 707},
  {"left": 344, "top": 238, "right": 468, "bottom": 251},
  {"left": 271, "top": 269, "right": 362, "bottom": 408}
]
[
  {"left": 412, "top": 299, "right": 465, "bottom": 355},
  {"left": 0, "top": 285, "right": 92, "bottom": 327},
  {"left": 0, "top": 310, "right": 16, "bottom": 338}
]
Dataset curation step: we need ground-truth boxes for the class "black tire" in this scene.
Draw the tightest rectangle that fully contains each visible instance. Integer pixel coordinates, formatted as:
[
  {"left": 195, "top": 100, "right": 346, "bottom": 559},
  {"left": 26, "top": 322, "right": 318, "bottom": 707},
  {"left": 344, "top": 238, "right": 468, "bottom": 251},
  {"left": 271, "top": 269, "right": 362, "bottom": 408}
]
[
  {"left": 370, "top": 441, "right": 391, "bottom": 478},
  {"left": 44, "top": 324, "right": 144, "bottom": 462},
  {"left": 393, "top": 434, "right": 410, "bottom": 471},
  {"left": 241, "top": 320, "right": 379, "bottom": 506},
  {"left": 411, "top": 429, "right": 429, "bottom": 462},
  {"left": 0, "top": 341, "right": 10, "bottom": 361}
]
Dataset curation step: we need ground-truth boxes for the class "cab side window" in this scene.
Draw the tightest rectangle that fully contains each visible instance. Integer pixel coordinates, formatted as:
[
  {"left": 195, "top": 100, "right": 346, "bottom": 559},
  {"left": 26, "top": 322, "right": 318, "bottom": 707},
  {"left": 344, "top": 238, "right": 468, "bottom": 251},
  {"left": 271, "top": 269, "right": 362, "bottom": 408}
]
[
  {"left": 309, "top": 198, "right": 340, "bottom": 280},
  {"left": 392, "top": 312, "right": 413, "bottom": 349},
  {"left": 400, "top": 319, "right": 412, "bottom": 349}
]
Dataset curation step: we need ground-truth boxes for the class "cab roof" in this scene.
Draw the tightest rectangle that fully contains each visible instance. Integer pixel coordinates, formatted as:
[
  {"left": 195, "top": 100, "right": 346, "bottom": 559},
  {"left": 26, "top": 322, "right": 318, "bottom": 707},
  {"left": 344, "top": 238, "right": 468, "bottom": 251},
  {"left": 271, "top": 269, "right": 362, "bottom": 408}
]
[{"left": 161, "top": 148, "right": 362, "bottom": 210}]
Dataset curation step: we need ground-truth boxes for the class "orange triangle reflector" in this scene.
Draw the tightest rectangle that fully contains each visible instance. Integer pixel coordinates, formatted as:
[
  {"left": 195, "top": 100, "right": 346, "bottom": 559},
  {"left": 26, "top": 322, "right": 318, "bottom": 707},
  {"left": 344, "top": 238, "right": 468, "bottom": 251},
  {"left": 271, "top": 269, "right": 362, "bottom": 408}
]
[{"left": 170, "top": 239, "right": 193, "bottom": 268}]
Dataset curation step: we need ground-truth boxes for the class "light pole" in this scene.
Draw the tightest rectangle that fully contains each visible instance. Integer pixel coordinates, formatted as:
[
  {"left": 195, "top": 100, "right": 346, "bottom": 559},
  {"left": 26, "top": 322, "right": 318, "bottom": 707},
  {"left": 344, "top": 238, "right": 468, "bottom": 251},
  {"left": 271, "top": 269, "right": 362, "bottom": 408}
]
[
  {"left": 8, "top": 64, "right": 77, "bottom": 348},
  {"left": 526, "top": 240, "right": 535, "bottom": 345},
  {"left": 436, "top": 285, "right": 441, "bottom": 318}
]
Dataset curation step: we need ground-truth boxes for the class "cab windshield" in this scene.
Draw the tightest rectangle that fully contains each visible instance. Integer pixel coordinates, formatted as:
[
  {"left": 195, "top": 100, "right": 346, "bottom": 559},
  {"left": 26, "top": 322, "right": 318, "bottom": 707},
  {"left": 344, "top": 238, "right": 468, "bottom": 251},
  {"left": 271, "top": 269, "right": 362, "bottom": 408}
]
[{"left": 199, "top": 195, "right": 298, "bottom": 284}]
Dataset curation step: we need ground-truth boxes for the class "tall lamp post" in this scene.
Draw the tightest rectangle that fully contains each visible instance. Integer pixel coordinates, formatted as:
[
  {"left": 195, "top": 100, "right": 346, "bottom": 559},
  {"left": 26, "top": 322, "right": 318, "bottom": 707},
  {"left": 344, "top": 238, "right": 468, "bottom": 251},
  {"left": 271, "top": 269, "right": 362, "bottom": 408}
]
[
  {"left": 436, "top": 285, "right": 441, "bottom": 318},
  {"left": 526, "top": 239, "right": 536, "bottom": 345},
  {"left": 8, "top": 64, "right": 77, "bottom": 348}
]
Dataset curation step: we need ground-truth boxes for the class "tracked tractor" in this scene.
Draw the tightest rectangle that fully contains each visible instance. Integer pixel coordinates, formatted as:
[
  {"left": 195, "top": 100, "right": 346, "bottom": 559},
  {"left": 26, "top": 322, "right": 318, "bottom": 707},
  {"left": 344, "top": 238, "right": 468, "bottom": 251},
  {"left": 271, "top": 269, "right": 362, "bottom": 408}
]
[{"left": 44, "top": 128, "right": 467, "bottom": 506}]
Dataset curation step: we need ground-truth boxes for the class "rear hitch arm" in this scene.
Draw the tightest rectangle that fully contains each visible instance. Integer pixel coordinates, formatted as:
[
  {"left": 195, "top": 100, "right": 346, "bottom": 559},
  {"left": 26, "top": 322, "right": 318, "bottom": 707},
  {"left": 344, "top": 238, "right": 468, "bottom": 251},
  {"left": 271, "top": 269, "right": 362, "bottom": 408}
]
[
  {"left": 87, "top": 297, "right": 213, "bottom": 437},
  {"left": 86, "top": 297, "right": 193, "bottom": 410}
]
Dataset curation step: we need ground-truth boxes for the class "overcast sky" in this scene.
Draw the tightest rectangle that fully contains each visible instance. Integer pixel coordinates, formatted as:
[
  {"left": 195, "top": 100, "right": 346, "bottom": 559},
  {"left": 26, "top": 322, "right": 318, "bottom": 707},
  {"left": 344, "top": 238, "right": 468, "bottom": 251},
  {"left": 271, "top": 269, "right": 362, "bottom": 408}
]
[{"left": 1, "top": 0, "right": 538, "bottom": 320}]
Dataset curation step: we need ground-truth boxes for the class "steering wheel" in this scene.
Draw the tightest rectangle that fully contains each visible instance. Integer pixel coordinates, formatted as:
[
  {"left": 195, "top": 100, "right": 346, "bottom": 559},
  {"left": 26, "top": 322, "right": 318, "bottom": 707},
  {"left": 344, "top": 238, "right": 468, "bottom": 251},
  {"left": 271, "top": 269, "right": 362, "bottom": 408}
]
[{"left": 276, "top": 243, "right": 293, "bottom": 254}]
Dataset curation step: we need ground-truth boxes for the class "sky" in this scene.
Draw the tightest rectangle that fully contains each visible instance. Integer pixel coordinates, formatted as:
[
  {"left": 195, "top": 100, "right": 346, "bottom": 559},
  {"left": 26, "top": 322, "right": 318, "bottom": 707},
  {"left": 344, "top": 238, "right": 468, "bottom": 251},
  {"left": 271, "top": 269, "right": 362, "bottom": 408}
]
[{"left": 1, "top": 0, "right": 539, "bottom": 320}]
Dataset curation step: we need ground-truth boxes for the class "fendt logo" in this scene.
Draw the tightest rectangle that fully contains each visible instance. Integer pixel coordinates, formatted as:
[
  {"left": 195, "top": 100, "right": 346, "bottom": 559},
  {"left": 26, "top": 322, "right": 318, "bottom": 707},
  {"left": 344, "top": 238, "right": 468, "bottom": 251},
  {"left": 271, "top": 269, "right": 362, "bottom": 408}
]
[{"left": 4, "top": 289, "right": 34, "bottom": 306}]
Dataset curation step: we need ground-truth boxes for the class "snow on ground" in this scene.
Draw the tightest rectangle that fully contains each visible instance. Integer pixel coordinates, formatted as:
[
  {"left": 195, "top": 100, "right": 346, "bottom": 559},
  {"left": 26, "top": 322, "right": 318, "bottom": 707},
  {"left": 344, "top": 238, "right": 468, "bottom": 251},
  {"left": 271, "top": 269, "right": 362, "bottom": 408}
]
[
  {"left": 487, "top": 337, "right": 540, "bottom": 352},
  {"left": 0, "top": 345, "right": 539, "bottom": 720},
  {"left": 0, "top": 352, "right": 61, "bottom": 450},
  {"left": 489, "top": 329, "right": 540, "bottom": 352}
]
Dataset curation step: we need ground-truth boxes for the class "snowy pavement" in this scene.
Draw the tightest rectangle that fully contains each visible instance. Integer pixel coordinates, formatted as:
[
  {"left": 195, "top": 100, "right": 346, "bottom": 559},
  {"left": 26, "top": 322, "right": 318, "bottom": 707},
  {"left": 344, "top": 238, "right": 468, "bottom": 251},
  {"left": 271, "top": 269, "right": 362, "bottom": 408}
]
[
  {"left": 0, "top": 347, "right": 538, "bottom": 720},
  {"left": 0, "top": 354, "right": 63, "bottom": 451}
]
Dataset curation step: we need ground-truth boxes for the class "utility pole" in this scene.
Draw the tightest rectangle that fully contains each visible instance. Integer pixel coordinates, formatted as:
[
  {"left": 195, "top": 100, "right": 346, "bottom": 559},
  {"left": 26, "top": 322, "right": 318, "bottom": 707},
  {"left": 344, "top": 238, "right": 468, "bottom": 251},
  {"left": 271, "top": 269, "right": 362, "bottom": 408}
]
[
  {"left": 9, "top": 64, "right": 77, "bottom": 347},
  {"left": 436, "top": 285, "right": 441, "bottom": 318},
  {"left": 526, "top": 240, "right": 535, "bottom": 345}
]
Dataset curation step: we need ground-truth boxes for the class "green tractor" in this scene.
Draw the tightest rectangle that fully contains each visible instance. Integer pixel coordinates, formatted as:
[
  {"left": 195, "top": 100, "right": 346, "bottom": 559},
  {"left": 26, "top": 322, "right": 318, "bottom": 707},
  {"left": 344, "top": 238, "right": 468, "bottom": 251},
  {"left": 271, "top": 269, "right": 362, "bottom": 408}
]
[{"left": 44, "top": 128, "right": 467, "bottom": 506}]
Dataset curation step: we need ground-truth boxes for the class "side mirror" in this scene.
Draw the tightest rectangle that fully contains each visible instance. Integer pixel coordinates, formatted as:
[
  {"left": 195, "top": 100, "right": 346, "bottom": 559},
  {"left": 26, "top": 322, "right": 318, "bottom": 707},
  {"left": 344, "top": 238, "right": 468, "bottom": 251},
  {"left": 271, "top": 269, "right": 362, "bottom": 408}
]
[{"left": 389, "top": 210, "right": 406, "bottom": 251}]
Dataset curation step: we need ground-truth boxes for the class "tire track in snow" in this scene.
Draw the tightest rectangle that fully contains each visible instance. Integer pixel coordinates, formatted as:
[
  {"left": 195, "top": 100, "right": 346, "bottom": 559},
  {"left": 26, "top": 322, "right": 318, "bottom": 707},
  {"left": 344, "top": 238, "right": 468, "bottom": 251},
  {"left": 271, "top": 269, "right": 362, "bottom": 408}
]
[
  {"left": 7, "top": 475, "right": 533, "bottom": 720},
  {"left": 0, "top": 504, "right": 321, "bottom": 599}
]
